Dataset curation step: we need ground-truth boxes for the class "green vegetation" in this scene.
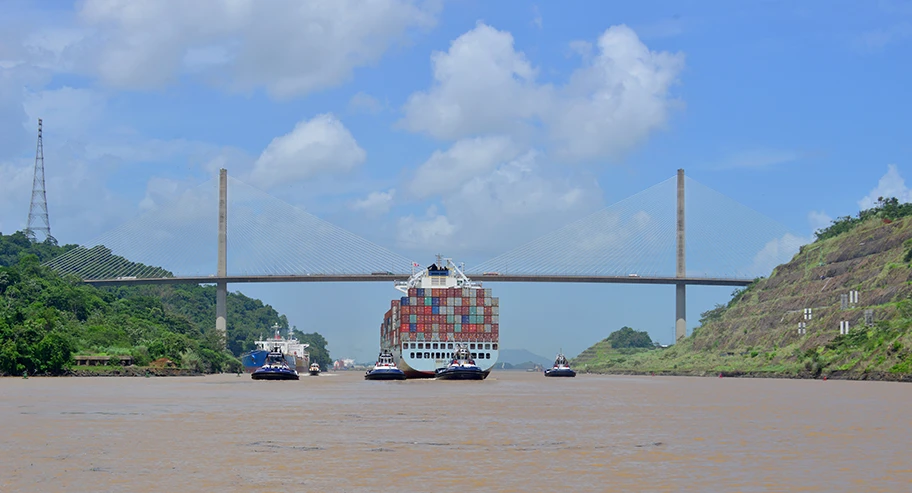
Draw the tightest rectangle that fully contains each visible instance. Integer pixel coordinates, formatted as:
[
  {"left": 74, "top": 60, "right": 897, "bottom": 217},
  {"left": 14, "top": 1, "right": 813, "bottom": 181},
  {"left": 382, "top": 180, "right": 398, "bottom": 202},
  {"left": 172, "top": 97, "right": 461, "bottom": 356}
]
[
  {"left": 0, "top": 231, "right": 331, "bottom": 375},
  {"left": 814, "top": 197, "right": 912, "bottom": 241},
  {"left": 572, "top": 326, "right": 655, "bottom": 369},
  {"left": 606, "top": 326, "right": 654, "bottom": 349},
  {"left": 574, "top": 198, "right": 912, "bottom": 380}
]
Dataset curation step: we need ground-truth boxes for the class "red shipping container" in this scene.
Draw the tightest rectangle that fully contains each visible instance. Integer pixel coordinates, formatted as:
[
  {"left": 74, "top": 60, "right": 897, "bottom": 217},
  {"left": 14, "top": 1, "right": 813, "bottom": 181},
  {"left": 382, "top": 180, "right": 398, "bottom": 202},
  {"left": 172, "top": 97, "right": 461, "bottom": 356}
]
[
  {"left": 424, "top": 306, "right": 432, "bottom": 315},
  {"left": 392, "top": 300, "right": 400, "bottom": 307},
  {"left": 484, "top": 315, "right": 492, "bottom": 324}
]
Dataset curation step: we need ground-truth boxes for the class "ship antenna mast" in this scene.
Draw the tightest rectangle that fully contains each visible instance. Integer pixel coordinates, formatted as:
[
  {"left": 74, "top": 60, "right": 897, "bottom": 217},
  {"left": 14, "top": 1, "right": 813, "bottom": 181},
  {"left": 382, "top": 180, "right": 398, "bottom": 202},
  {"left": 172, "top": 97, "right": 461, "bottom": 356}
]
[{"left": 25, "top": 118, "right": 55, "bottom": 245}]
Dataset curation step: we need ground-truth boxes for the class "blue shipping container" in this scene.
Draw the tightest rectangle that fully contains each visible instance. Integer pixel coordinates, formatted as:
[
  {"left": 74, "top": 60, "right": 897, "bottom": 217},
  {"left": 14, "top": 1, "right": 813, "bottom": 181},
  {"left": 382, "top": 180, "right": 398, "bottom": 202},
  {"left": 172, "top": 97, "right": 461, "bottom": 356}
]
[
  {"left": 462, "top": 315, "right": 470, "bottom": 324},
  {"left": 432, "top": 306, "right": 439, "bottom": 314},
  {"left": 409, "top": 323, "right": 417, "bottom": 332},
  {"left": 401, "top": 296, "right": 409, "bottom": 306},
  {"left": 416, "top": 288, "right": 425, "bottom": 297}
]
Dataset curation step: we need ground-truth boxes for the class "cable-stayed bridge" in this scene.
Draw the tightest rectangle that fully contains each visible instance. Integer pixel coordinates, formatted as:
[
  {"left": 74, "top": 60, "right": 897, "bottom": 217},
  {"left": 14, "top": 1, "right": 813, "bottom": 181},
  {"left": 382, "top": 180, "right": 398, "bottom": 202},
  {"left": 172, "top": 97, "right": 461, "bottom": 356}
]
[{"left": 44, "top": 169, "right": 797, "bottom": 342}]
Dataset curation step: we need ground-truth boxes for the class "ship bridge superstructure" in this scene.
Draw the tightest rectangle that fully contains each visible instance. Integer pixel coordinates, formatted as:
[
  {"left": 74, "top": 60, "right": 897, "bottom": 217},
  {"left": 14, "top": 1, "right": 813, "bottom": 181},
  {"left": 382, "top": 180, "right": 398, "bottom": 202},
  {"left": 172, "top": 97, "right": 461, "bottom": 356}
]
[{"left": 394, "top": 255, "right": 481, "bottom": 294}]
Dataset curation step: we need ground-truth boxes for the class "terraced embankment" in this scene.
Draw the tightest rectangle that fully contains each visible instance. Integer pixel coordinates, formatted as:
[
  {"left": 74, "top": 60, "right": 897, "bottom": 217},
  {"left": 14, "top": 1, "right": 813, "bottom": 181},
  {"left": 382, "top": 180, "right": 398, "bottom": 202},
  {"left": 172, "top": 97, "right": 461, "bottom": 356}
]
[{"left": 574, "top": 215, "right": 912, "bottom": 380}]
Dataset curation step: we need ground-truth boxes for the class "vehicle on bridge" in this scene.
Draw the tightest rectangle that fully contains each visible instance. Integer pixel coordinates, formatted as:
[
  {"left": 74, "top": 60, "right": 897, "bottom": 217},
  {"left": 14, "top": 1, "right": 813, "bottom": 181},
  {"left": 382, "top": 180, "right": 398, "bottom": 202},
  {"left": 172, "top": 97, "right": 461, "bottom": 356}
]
[{"left": 371, "top": 271, "right": 394, "bottom": 275}]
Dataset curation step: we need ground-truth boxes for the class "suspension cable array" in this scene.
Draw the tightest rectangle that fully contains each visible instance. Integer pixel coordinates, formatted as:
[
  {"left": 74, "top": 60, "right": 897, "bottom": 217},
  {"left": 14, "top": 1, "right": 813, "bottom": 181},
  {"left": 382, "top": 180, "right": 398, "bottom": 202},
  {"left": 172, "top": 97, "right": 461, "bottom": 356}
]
[
  {"left": 469, "top": 175, "right": 798, "bottom": 279},
  {"left": 44, "top": 171, "right": 799, "bottom": 281},
  {"left": 45, "top": 176, "right": 414, "bottom": 279}
]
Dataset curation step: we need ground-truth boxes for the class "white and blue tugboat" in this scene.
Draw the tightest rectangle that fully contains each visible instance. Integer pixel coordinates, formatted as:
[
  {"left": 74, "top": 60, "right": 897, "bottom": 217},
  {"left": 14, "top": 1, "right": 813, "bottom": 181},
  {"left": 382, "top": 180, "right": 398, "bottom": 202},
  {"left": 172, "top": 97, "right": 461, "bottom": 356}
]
[
  {"left": 435, "top": 344, "right": 487, "bottom": 380},
  {"left": 251, "top": 349, "right": 300, "bottom": 380},
  {"left": 544, "top": 352, "right": 576, "bottom": 377},
  {"left": 365, "top": 349, "right": 407, "bottom": 380}
]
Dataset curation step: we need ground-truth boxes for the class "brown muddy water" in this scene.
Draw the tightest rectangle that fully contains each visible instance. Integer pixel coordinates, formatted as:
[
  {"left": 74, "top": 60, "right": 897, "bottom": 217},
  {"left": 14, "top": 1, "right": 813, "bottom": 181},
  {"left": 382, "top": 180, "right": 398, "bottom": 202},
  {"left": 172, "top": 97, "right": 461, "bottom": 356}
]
[{"left": 1, "top": 371, "right": 910, "bottom": 492}]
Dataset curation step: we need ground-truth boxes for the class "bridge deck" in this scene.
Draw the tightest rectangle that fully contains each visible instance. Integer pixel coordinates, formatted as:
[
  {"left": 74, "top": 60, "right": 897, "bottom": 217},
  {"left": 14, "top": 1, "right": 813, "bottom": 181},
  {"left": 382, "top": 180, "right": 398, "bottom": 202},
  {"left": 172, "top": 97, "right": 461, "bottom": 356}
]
[{"left": 83, "top": 274, "right": 754, "bottom": 287}]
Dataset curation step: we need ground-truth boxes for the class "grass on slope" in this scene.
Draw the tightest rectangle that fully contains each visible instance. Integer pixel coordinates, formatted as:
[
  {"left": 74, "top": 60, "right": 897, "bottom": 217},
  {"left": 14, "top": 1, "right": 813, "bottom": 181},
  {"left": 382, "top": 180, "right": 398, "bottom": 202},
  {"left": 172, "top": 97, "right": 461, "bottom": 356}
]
[{"left": 575, "top": 213, "right": 912, "bottom": 378}]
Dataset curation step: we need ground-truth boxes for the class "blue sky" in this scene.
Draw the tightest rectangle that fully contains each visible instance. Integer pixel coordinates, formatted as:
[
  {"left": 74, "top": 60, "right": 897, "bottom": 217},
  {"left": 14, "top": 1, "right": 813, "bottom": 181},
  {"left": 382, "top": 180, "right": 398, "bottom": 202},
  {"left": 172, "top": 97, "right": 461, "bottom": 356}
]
[{"left": 2, "top": 0, "right": 911, "bottom": 361}]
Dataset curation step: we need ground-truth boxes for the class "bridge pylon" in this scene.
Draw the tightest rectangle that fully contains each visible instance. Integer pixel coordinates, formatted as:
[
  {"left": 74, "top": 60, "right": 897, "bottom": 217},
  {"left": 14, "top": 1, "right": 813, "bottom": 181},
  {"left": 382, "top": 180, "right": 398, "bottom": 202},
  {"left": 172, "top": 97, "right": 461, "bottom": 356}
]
[
  {"left": 216, "top": 168, "right": 228, "bottom": 347},
  {"left": 676, "top": 168, "right": 686, "bottom": 342}
]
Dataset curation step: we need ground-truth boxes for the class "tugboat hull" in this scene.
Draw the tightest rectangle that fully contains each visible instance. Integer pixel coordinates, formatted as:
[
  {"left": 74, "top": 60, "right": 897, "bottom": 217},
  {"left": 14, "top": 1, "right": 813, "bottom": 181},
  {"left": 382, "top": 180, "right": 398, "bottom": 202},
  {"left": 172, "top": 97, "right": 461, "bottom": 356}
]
[
  {"left": 544, "top": 369, "right": 576, "bottom": 377},
  {"left": 251, "top": 369, "right": 299, "bottom": 380},
  {"left": 365, "top": 369, "right": 407, "bottom": 380},
  {"left": 435, "top": 367, "right": 488, "bottom": 380}
]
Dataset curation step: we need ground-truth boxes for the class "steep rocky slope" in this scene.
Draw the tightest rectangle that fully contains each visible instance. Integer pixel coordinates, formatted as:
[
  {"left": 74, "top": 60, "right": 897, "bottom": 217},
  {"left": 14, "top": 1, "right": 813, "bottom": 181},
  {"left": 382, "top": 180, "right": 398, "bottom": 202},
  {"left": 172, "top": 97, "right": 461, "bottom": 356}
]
[{"left": 574, "top": 214, "right": 912, "bottom": 380}]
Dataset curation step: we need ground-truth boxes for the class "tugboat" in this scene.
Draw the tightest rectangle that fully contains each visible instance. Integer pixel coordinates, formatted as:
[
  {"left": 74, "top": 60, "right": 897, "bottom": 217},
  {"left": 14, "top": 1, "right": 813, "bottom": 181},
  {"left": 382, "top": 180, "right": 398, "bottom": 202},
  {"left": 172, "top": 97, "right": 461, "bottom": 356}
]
[
  {"left": 308, "top": 362, "right": 321, "bottom": 376},
  {"left": 435, "top": 344, "right": 487, "bottom": 380},
  {"left": 544, "top": 352, "right": 576, "bottom": 377},
  {"left": 365, "top": 349, "right": 407, "bottom": 380},
  {"left": 251, "top": 349, "right": 300, "bottom": 380}
]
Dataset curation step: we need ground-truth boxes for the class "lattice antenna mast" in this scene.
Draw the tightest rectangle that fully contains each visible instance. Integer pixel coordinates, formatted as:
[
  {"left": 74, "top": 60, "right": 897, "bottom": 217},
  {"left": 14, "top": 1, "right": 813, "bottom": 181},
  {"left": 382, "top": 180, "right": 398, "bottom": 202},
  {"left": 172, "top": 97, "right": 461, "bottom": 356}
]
[{"left": 26, "top": 118, "right": 56, "bottom": 245}]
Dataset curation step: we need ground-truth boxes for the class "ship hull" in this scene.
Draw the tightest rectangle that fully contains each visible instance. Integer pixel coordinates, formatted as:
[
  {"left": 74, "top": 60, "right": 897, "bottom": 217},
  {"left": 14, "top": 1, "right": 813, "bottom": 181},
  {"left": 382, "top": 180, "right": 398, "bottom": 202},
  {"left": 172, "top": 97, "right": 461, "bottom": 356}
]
[
  {"left": 242, "top": 350, "right": 306, "bottom": 373},
  {"left": 435, "top": 367, "right": 487, "bottom": 380},
  {"left": 544, "top": 369, "right": 577, "bottom": 377},
  {"left": 392, "top": 346, "right": 498, "bottom": 379},
  {"left": 251, "top": 368, "right": 299, "bottom": 380},
  {"left": 364, "top": 368, "right": 407, "bottom": 380}
]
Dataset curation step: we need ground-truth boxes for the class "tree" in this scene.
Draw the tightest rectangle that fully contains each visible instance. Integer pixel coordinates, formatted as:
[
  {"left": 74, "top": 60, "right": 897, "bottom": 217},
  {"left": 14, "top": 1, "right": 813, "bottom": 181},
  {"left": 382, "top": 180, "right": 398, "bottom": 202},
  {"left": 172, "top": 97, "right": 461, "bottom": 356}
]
[{"left": 606, "top": 326, "right": 654, "bottom": 349}]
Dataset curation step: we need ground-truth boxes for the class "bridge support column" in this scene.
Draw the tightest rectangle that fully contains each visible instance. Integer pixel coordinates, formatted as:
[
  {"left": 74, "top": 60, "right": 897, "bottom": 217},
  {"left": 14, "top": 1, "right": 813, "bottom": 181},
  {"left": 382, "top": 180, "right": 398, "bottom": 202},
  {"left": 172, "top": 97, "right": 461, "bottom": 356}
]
[
  {"left": 675, "top": 168, "right": 686, "bottom": 342},
  {"left": 216, "top": 168, "right": 228, "bottom": 348}
]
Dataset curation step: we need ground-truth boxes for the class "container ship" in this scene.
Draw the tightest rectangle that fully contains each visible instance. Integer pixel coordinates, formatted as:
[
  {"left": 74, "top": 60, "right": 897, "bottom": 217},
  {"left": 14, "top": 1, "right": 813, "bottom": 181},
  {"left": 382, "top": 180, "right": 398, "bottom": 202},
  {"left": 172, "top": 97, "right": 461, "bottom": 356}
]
[
  {"left": 241, "top": 323, "right": 310, "bottom": 373},
  {"left": 380, "top": 256, "right": 499, "bottom": 378}
]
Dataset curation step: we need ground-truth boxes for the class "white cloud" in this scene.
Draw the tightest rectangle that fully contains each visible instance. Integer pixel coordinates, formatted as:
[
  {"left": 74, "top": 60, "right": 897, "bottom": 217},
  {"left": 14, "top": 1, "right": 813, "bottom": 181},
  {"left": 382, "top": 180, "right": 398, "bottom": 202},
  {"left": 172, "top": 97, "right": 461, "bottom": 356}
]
[
  {"left": 749, "top": 233, "right": 807, "bottom": 277},
  {"left": 808, "top": 210, "right": 832, "bottom": 232},
  {"left": 858, "top": 164, "right": 912, "bottom": 209},
  {"left": 397, "top": 207, "right": 457, "bottom": 250},
  {"left": 76, "top": 0, "right": 440, "bottom": 99},
  {"left": 22, "top": 87, "right": 106, "bottom": 138},
  {"left": 347, "top": 92, "right": 384, "bottom": 114},
  {"left": 399, "top": 22, "right": 684, "bottom": 162},
  {"left": 399, "top": 22, "right": 547, "bottom": 140},
  {"left": 408, "top": 136, "right": 520, "bottom": 198},
  {"left": 853, "top": 21, "right": 912, "bottom": 53},
  {"left": 397, "top": 150, "right": 601, "bottom": 252},
  {"left": 351, "top": 189, "right": 396, "bottom": 215},
  {"left": 249, "top": 114, "right": 366, "bottom": 189},
  {"left": 531, "top": 6, "right": 543, "bottom": 29},
  {"left": 548, "top": 25, "right": 685, "bottom": 161}
]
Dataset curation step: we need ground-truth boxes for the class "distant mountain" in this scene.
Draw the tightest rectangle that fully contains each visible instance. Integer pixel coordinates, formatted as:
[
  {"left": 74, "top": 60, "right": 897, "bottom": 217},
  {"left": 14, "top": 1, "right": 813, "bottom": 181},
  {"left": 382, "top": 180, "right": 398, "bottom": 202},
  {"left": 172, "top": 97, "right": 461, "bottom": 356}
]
[{"left": 499, "top": 349, "right": 552, "bottom": 368}]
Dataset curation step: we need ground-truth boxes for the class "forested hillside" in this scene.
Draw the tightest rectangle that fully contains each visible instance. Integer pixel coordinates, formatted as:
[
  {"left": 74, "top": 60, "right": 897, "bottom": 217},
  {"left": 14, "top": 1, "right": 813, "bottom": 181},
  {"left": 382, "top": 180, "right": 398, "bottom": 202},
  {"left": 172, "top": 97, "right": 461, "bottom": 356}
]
[
  {"left": 0, "top": 231, "right": 331, "bottom": 375},
  {"left": 574, "top": 198, "right": 912, "bottom": 380}
]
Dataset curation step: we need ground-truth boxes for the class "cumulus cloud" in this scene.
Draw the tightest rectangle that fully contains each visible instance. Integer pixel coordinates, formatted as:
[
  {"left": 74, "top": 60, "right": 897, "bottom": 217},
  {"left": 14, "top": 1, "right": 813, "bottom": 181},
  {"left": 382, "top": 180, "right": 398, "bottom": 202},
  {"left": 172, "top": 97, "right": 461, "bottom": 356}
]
[
  {"left": 397, "top": 207, "right": 457, "bottom": 250},
  {"left": 808, "top": 210, "right": 832, "bottom": 232},
  {"left": 394, "top": 22, "right": 679, "bottom": 252},
  {"left": 749, "top": 233, "right": 807, "bottom": 277},
  {"left": 400, "top": 23, "right": 546, "bottom": 141},
  {"left": 347, "top": 92, "right": 384, "bottom": 114},
  {"left": 399, "top": 22, "right": 683, "bottom": 162},
  {"left": 548, "top": 25, "right": 685, "bottom": 161},
  {"left": 408, "top": 136, "right": 520, "bottom": 198},
  {"left": 249, "top": 114, "right": 366, "bottom": 190},
  {"left": 396, "top": 150, "right": 601, "bottom": 252},
  {"left": 858, "top": 164, "right": 912, "bottom": 209},
  {"left": 351, "top": 189, "right": 396, "bottom": 215},
  {"left": 76, "top": 0, "right": 439, "bottom": 98}
]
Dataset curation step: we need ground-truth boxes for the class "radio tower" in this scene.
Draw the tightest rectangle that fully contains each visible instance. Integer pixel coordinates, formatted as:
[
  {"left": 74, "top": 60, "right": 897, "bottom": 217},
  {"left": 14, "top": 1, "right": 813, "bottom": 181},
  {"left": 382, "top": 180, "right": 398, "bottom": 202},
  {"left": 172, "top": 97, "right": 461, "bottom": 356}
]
[{"left": 25, "top": 118, "right": 56, "bottom": 245}]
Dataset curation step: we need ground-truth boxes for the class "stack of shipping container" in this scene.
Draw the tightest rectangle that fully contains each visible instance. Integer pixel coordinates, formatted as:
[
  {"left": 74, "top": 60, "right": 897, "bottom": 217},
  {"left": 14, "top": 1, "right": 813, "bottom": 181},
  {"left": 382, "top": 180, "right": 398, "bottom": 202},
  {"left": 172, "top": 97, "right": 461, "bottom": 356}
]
[{"left": 381, "top": 287, "right": 499, "bottom": 345}]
